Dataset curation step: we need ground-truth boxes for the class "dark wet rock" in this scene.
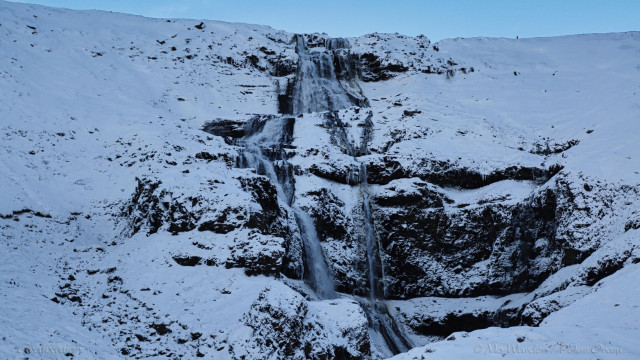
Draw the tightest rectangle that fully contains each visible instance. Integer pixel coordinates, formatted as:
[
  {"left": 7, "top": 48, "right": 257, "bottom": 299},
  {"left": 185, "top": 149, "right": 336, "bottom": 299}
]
[
  {"left": 371, "top": 178, "right": 444, "bottom": 208},
  {"left": 301, "top": 188, "right": 366, "bottom": 294},
  {"left": 150, "top": 323, "right": 172, "bottom": 336},
  {"left": 625, "top": 216, "right": 640, "bottom": 232},
  {"left": 278, "top": 79, "right": 295, "bottom": 114},
  {"left": 302, "top": 33, "right": 328, "bottom": 48},
  {"left": 227, "top": 231, "right": 286, "bottom": 276},
  {"left": 364, "top": 157, "right": 409, "bottom": 185},
  {"left": 582, "top": 252, "right": 630, "bottom": 286},
  {"left": 392, "top": 296, "right": 518, "bottom": 337},
  {"left": 245, "top": 54, "right": 266, "bottom": 71},
  {"left": 374, "top": 182, "right": 560, "bottom": 298},
  {"left": 358, "top": 52, "right": 408, "bottom": 82},
  {"left": 238, "top": 176, "right": 281, "bottom": 233},
  {"left": 365, "top": 156, "right": 562, "bottom": 189},
  {"left": 403, "top": 110, "right": 421, "bottom": 117},
  {"left": 202, "top": 119, "right": 246, "bottom": 140},
  {"left": 530, "top": 139, "right": 580, "bottom": 155},
  {"left": 234, "top": 287, "right": 306, "bottom": 359},
  {"left": 270, "top": 56, "right": 297, "bottom": 77},
  {"left": 120, "top": 172, "right": 303, "bottom": 277},
  {"left": 0, "top": 208, "right": 52, "bottom": 219},
  {"left": 208, "top": 176, "right": 302, "bottom": 277},
  {"left": 197, "top": 207, "right": 244, "bottom": 234},
  {"left": 173, "top": 255, "right": 202, "bottom": 266},
  {"left": 368, "top": 172, "right": 638, "bottom": 300},
  {"left": 123, "top": 177, "right": 198, "bottom": 235},
  {"left": 419, "top": 162, "right": 562, "bottom": 189},
  {"left": 303, "top": 189, "right": 351, "bottom": 244},
  {"left": 197, "top": 220, "right": 237, "bottom": 234},
  {"left": 552, "top": 175, "right": 639, "bottom": 266},
  {"left": 308, "top": 163, "right": 356, "bottom": 185}
]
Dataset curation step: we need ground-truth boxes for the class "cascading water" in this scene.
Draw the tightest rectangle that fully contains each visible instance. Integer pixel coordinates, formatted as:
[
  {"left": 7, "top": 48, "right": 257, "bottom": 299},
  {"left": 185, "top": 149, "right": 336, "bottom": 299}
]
[
  {"left": 238, "top": 116, "right": 336, "bottom": 299},
  {"left": 294, "top": 209, "right": 336, "bottom": 299},
  {"left": 324, "top": 109, "right": 412, "bottom": 356},
  {"left": 360, "top": 164, "right": 412, "bottom": 356},
  {"left": 291, "top": 33, "right": 411, "bottom": 356},
  {"left": 238, "top": 33, "right": 411, "bottom": 355},
  {"left": 291, "top": 35, "right": 363, "bottom": 115},
  {"left": 237, "top": 34, "right": 368, "bottom": 298}
]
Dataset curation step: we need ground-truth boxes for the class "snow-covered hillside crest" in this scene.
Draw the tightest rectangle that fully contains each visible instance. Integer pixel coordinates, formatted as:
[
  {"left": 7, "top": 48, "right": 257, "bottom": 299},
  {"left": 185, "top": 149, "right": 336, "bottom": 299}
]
[{"left": 2, "top": 1, "right": 640, "bottom": 359}]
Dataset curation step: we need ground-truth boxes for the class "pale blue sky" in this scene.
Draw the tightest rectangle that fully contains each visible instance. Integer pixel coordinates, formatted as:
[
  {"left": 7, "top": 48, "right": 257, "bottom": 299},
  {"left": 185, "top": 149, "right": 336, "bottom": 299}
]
[{"left": 11, "top": 0, "right": 640, "bottom": 41}]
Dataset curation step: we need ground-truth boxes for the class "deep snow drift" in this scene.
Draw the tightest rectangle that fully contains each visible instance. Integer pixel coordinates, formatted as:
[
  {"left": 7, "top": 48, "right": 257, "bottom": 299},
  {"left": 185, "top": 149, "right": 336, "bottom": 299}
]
[{"left": 1, "top": 1, "right": 640, "bottom": 359}]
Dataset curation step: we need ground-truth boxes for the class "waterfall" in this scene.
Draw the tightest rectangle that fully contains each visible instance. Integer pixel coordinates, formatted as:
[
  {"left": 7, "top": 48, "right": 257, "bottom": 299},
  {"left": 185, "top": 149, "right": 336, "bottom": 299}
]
[
  {"left": 362, "top": 166, "right": 382, "bottom": 303},
  {"left": 291, "top": 34, "right": 358, "bottom": 115},
  {"left": 323, "top": 108, "right": 412, "bottom": 355},
  {"left": 294, "top": 209, "right": 336, "bottom": 299},
  {"left": 240, "top": 33, "right": 410, "bottom": 354},
  {"left": 238, "top": 115, "right": 336, "bottom": 299},
  {"left": 236, "top": 34, "right": 368, "bottom": 299},
  {"left": 360, "top": 164, "right": 412, "bottom": 355}
]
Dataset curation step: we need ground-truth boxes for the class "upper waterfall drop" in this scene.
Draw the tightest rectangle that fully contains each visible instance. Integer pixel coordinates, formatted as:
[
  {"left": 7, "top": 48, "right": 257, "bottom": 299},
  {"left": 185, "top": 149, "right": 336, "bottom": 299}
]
[
  {"left": 325, "top": 37, "right": 351, "bottom": 51},
  {"left": 290, "top": 34, "right": 367, "bottom": 115}
]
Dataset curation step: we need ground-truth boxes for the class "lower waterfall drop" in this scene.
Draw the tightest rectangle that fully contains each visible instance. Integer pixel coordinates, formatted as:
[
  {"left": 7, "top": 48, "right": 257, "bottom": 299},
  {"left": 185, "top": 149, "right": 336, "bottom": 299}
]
[
  {"left": 324, "top": 110, "right": 413, "bottom": 356},
  {"left": 238, "top": 116, "right": 336, "bottom": 300},
  {"left": 294, "top": 209, "right": 336, "bottom": 299},
  {"left": 360, "top": 165, "right": 413, "bottom": 356}
]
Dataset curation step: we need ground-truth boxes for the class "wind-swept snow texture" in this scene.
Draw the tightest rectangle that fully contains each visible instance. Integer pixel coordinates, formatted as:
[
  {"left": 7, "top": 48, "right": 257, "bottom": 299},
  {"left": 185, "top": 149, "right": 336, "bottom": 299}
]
[{"left": 1, "top": 1, "right": 640, "bottom": 359}]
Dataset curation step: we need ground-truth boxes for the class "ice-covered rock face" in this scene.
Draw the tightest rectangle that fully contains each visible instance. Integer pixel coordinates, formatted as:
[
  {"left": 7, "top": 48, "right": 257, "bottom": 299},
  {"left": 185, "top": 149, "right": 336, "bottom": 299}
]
[
  {"left": 289, "top": 98, "right": 640, "bottom": 342},
  {"left": 3, "top": 1, "right": 640, "bottom": 359}
]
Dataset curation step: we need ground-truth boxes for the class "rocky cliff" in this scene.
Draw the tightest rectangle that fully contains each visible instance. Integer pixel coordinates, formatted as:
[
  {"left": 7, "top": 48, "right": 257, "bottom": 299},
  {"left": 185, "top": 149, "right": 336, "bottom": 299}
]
[{"left": 1, "top": 1, "right": 640, "bottom": 359}]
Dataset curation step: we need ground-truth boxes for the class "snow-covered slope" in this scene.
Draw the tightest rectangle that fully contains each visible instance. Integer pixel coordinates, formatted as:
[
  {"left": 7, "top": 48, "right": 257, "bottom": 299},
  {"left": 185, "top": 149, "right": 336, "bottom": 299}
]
[{"left": 1, "top": 1, "right": 639, "bottom": 359}]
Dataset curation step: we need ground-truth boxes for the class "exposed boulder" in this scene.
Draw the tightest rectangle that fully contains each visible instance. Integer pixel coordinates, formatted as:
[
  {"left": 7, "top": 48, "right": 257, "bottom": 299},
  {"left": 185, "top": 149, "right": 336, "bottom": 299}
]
[{"left": 228, "top": 286, "right": 370, "bottom": 360}]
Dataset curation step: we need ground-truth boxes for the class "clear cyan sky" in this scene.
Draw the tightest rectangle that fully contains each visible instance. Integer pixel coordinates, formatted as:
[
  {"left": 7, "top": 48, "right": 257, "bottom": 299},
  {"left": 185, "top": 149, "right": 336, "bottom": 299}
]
[{"left": 12, "top": 0, "right": 640, "bottom": 41}]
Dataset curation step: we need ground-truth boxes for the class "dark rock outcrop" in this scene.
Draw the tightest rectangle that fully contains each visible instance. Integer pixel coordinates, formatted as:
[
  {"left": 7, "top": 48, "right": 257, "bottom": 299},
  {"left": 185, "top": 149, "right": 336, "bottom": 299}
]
[
  {"left": 123, "top": 177, "right": 199, "bottom": 235},
  {"left": 358, "top": 52, "right": 409, "bottom": 82},
  {"left": 202, "top": 119, "right": 246, "bottom": 141},
  {"left": 366, "top": 156, "right": 563, "bottom": 188},
  {"left": 373, "top": 180, "right": 561, "bottom": 298},
  {"left": 301, "top": 188, "right": 368, "bottom": 294},
  {"left": 230, "top": 286, "right": 370, "bottom": 360}
]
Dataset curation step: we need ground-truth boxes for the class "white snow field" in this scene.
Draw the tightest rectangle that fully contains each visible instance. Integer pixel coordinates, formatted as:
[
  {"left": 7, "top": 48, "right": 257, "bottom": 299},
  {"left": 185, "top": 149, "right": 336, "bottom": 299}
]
[{"left": 1, "top": 1, "right": 639, "bottom": 359}]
